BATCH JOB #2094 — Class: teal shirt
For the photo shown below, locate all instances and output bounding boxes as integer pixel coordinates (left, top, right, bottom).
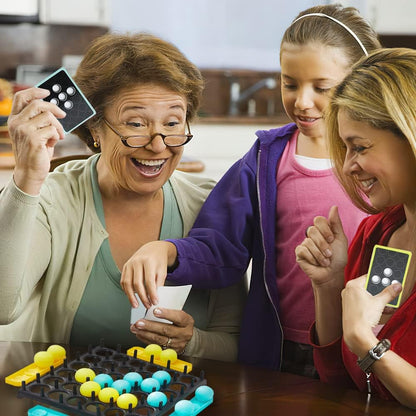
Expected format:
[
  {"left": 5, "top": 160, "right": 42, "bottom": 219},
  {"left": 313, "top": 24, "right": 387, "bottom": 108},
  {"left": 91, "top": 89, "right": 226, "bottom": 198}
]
[{"left": 70, "top": 158, "right": 183, "bottom": 348}]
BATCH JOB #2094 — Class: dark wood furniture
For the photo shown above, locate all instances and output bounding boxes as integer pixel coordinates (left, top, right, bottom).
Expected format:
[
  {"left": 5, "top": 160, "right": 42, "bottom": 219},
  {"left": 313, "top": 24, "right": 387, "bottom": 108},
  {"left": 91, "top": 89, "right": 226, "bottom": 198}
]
[{"left": 0, "top": 341, "right": 414, "bottom": 416}]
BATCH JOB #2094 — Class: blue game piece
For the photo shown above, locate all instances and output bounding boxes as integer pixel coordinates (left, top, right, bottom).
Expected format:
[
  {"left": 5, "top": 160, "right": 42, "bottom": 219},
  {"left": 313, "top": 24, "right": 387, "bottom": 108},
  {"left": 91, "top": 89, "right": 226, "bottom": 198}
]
[
  {"left": 152, "top": 370, "right": 171, "bottom": 386},
  {"left": 170, "top": 385, "right": 214, "bottom": 416},
  {"left": 173, "top": 400, "right": 195, "bottom": 416},
  {"left": 140, "top": 377, "right": 160, "bottom": 393},
  {"left": 93, "top": 373, "right": 113, "bottom": 388},
  {"left": 28, "top": 404, "right": 68, "bottom": 416},
  {"left": 194, "top": 385, "right": 214, "bottom": 403},
  {"left": 146, "top": 391, "right": 168, "bottom": 408},
  {"left": 123, "top": 372, "right": 143, "bottom": 388},
  {"left": 111, "top": 379, "right": 131, "bottom": 394}
]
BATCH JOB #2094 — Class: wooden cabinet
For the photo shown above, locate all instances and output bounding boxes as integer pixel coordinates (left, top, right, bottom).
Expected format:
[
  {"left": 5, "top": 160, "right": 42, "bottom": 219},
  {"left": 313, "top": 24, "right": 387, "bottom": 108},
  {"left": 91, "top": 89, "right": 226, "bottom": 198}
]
[{"left": 199, "top": 69, "right": 287, "bottom": 121}]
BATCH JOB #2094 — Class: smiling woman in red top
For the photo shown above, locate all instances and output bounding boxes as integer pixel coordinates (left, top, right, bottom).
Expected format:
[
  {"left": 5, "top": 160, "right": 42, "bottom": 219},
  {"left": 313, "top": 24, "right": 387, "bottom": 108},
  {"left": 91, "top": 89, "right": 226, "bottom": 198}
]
[{"left": 296, "top": 48, "right": 416, "bottom": 409}]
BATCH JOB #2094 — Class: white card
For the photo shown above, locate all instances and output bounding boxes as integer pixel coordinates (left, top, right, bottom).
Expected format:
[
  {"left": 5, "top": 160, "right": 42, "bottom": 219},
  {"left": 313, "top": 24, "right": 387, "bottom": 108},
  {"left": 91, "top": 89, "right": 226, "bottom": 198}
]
[{"left": 130, "top": 285, "right": 192, "bottom": 325}]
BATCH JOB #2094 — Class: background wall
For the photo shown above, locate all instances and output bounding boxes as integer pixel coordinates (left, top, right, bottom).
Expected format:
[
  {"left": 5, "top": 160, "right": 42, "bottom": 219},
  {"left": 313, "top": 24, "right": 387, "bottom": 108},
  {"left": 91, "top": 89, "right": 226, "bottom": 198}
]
[{"left": 109, "top": 0, "right": 321, "bottom": 71}]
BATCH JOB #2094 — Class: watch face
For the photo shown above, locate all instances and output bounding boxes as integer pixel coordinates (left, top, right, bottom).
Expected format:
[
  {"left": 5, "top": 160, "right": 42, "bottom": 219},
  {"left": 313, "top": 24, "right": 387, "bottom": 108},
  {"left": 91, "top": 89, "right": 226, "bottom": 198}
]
[{"left": 373, "top": 339, "right": 391, "bottom": 357}]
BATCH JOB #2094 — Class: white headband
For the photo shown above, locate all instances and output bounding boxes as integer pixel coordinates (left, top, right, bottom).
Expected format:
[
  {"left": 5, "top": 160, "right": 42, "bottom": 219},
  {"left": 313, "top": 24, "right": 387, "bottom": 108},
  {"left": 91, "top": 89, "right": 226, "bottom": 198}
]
[{"left": 292, "top": 12, "right": 368, "bottom": 57}]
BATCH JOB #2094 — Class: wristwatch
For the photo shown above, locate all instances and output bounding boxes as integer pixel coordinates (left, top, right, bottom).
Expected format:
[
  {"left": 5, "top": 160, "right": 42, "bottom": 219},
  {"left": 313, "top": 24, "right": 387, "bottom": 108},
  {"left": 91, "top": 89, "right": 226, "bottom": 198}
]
[{"left": 357, "top": 339, "right": 391, "bottom": 373}]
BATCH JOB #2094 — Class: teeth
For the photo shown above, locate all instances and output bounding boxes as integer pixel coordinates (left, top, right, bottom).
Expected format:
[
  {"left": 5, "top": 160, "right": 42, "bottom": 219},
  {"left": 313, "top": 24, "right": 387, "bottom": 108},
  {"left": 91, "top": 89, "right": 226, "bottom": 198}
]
[
  {"left": 134, "top": 159, "right": 165, "bottom": 166},
  {"left": 299, "top": 116, "right": 316, "bottom": 122},
  {"left": 361, "top": 179, "right": 376, "bottom": 188}
]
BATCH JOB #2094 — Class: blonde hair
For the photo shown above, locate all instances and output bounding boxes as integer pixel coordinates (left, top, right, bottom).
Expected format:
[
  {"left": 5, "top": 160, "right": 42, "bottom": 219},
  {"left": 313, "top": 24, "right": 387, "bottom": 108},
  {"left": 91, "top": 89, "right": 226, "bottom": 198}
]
[{"left": 327, "top": 48, "right": 416, "bottom": 213}]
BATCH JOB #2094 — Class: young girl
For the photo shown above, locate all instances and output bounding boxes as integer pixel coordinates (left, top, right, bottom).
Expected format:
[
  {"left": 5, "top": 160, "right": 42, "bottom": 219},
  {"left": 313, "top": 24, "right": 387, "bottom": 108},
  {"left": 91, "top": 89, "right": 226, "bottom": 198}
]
[
  {"left": 295, "top": 48, "right": 416, "bottom": 408},
  {"left": 121, "top": 4, "right": 381, "bottom": 375}
]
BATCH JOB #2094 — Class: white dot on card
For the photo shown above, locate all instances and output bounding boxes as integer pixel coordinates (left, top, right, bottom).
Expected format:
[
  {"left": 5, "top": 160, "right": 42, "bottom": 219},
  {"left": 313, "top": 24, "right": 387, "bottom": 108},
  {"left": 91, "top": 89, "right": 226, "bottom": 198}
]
[
  {"left": 371, "top": 275, "right": 381, "bottom": 284},
  {"left": 66, "top": 87, "right": 75, "bottom": 95},
  {"left": 64, "top": 100, "right": 73, "bottom": 109},
  {"left": 381, "top": 277, "right": 391, "bottom": 286},
  {"left": 50, "top": 98, "right": 59, "bottom": 105},
  {"left": 52, "top": 84, "right": 61, "bottom": 93},
  {"left": 58, "top": 92, "right": 67, "bottom": 101},
  {"left": 383, "top": 268, "right": 393, "bottom": 277}
]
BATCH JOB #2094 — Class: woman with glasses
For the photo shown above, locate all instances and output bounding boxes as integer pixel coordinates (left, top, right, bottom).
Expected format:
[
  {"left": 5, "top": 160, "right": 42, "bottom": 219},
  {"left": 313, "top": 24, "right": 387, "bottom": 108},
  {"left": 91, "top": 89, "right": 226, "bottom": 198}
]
[{"left": 0, "top": 33, "right": 245, "bottom": 361}]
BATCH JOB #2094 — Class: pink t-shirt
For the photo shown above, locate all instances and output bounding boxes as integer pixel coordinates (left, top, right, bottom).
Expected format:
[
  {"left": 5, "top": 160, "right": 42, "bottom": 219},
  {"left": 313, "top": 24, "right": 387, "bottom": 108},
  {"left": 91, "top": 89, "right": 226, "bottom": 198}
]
[{"left": 275, "top": 130, "right": 367, "bottom": 344}]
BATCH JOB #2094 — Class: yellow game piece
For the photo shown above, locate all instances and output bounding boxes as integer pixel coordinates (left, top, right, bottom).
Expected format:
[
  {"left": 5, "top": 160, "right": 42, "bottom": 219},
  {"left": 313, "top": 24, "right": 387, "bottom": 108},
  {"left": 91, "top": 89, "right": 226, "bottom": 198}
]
[
  {"left": 98, "top": 387, "right": 119, "bottom": 403},
  {"left": 126, "top": 346, "right": 192, "bottom": 373},
  {"left": 80, "top": 381, "right": 101, "bottom": 398},
  {"left": 144, "top": 344, "right": 162, "bottom": 359},
  {"left": 159, "top": 349, "right": 177, "bottom": 366},
  {"left": 47, "top": 344, "right": 66, "bottom": 361},
  {"left": 6, "top": 346, "right": 66, "bottom": 387},
  {"left": 117, "top": 393, "right": 138, "bottom": 410},
  {"left": 75, "top": 368, "right": 96, "bottom": 383},
  {"left": 34, "top": 351, "right": 54, "bottom": 368}
]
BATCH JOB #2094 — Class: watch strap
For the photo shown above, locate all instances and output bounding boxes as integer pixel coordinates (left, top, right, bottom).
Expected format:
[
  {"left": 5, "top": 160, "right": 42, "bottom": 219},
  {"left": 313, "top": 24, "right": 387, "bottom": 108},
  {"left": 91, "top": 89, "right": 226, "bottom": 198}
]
[{"left": 357, "top": 339, "right": 391, "bottom": 373}]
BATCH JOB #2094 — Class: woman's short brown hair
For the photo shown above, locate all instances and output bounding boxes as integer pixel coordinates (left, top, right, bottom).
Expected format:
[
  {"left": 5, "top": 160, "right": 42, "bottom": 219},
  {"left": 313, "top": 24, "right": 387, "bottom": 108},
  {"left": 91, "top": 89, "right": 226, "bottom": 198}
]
[{"left": 73, "top": 32, "right": 204, "bottom": 152}]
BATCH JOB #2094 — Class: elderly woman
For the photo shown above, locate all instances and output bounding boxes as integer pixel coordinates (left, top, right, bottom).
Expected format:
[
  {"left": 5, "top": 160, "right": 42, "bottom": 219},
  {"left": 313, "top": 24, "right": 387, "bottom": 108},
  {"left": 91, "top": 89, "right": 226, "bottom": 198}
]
[{"left": 0, "top": 33, "right": 245, "bottom": 361}]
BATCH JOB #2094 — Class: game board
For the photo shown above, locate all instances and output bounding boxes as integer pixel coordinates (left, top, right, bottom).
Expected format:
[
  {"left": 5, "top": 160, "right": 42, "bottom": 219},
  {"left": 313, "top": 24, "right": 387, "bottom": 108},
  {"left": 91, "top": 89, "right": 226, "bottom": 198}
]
[{"left": 6, "top": 343, "right": 213, "bottom": 416}]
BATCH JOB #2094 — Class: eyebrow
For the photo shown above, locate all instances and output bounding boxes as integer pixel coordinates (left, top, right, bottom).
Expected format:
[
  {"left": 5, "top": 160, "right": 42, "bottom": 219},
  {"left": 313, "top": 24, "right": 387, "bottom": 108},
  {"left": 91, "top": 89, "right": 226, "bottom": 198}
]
[
  {"left": 123, "top": 104, "right": 186, "bottom": 111},
  {"left": 281, "top": 74, "right": 337, "bottom": 83}
]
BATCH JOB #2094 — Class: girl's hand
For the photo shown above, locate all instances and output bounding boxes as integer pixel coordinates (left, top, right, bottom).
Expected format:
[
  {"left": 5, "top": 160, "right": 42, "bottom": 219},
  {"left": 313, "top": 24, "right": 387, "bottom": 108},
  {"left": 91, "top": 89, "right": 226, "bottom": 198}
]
[
  {"left": 295, "top": 206, "right": 348, "bottom": 288},
  {"left": 342, "top": 275, "right": 403, "bottom": 356},
  {"left": 121, "top": 241, "right": 178, "bottom": 309},
  {"left": 8, "top": 87, "right": 66, "bottom": 195},
  {"left": 130, "top": 307, "right": 194, "bottom": 355}
]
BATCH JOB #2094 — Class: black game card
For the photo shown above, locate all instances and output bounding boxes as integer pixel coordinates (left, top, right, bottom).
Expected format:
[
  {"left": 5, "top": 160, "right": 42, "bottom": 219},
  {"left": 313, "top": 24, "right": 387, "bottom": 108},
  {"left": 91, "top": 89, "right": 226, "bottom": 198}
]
[
  {"left": 36, "top": 67, "right": 96, "bottom": 134},
  {"left": 365, "top": 245, "right": 412, "bottom": 308}
]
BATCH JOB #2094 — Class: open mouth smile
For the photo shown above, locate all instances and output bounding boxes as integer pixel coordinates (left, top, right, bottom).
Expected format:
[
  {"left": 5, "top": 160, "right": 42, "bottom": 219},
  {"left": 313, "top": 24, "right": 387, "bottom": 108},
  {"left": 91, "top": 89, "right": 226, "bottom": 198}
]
[{"left": 131, "top": 158, "right": 167, "bottom": 177}]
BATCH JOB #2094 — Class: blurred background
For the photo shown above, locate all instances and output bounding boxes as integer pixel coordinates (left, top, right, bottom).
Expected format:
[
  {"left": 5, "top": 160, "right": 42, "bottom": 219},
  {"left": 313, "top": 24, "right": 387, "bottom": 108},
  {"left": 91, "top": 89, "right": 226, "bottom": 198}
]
[{"left": 0, "top": 0, "right": 415, "bottom": 181}]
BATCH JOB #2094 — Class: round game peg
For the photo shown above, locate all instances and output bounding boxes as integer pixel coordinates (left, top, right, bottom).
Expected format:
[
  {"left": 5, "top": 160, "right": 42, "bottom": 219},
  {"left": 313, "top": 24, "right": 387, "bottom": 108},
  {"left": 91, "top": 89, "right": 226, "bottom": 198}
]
[
  {"left": 117, "top": 393, "right": 139, "bottom": 410},
  {"left": 34, "top": 351, "right": 54, "bottom": 368},
  {"left": 146, "top": 391, "right": 167, "bottom": 408},
  {"left": 75, "top": 368, "right": 96, "bottom": 383}
]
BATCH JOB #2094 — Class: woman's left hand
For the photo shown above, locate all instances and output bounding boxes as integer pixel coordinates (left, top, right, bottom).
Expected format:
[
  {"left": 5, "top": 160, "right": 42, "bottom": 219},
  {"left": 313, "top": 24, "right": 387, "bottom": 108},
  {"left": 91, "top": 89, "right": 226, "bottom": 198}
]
[
  {"left": 130, "top": 307, "right": 194, "bottom": 354},
  {"left": 341, "top": 275, "right": 402, "bottom": 356}
]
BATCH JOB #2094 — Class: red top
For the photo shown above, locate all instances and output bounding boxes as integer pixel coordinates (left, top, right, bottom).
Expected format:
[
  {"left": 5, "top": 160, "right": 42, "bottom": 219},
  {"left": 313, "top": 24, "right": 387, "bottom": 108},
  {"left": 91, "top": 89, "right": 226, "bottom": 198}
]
[{"left": 311, "top": 205, "right": 416, "bottom": 401}]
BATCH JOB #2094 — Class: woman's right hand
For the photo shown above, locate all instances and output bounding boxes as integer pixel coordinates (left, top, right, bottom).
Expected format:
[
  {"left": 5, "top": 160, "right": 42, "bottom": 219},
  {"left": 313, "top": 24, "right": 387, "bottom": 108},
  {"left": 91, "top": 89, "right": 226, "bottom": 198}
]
[
  {"left": 295, "top": 206, "right": 349, "bottom": 288},
  {"left": 7, "top": 87, "right": 66, "bottom": 195}
]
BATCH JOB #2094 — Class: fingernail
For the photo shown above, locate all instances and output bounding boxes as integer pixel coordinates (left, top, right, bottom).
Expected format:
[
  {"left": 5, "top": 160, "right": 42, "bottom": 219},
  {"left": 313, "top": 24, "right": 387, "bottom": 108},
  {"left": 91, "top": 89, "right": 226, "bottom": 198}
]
[
  {"left": 392, "top": 283, "right": 402, "bottom": 293},
  {"left": 327, "top": 236, "right": 334, "bottom": 243},
  {"left": 324, "top": 249, "right": 332, "bottom": 257},
  {"left": 135, "top": 321, "right": 145, "bottom": 329},
  {"left": 154, "top": 308, "right": 162, "bottom": 316}
]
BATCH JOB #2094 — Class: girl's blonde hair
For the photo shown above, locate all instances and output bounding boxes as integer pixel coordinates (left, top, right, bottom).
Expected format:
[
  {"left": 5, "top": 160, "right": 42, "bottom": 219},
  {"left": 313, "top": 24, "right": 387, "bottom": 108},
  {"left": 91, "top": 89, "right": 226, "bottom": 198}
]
[{"left": 327, "top": 48, "right": 416, "bottom": 213}]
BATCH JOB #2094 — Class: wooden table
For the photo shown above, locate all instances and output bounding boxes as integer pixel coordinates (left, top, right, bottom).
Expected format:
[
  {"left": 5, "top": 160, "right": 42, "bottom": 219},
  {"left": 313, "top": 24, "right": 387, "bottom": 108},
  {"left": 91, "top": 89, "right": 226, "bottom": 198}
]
[{"left": 0, "top": 342, "right": 414, "bottom": 416}]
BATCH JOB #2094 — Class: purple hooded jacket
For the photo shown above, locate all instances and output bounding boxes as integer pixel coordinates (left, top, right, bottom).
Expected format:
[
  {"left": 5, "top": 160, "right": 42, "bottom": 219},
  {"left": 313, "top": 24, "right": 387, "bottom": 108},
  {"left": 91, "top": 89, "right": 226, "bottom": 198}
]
[{"left": 167, "top": 123, "right": 296, "bottom": 370}]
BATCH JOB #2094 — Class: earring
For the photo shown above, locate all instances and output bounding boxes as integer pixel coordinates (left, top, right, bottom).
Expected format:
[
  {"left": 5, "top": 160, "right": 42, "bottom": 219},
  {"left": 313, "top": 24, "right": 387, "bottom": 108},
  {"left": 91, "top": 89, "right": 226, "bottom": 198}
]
[{"left": 93, "top": 141, "right": 100, "bottom": 148}]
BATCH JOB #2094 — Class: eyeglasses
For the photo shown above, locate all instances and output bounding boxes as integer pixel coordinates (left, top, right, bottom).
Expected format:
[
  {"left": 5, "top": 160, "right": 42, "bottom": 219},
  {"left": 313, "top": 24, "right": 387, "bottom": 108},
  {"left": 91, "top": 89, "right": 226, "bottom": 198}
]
[{"left": 103, "top": 118, "right": 193, "bottom": 148}]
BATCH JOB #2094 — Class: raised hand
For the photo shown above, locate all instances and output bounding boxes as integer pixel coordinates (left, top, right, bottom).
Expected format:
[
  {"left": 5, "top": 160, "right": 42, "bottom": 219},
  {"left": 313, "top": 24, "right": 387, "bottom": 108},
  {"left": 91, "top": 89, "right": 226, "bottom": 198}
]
[
  {"left": 295, "top": 205, "right": 349, "bottom": 288},
  {"left": 8, "top": 87, "right": 66, "bottom": 195}
]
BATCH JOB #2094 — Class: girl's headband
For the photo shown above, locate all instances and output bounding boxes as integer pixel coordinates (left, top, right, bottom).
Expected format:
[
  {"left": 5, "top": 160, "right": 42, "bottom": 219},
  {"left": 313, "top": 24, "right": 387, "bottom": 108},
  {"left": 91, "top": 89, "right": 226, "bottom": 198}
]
[{"left": 291, "top": 12, "right": 368, "bottom": 57}]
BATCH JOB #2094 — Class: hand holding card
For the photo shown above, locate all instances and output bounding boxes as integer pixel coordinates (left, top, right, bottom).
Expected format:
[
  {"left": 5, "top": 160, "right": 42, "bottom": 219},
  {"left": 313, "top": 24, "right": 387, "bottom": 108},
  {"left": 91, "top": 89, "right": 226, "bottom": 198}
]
[
  {"left": 36, "top": 68, "right": 96, "bottom": 134},
  {"left": 130, "top": 285, "right": 192, "bottom": 324},
  {"left": 365, "top": 245, "right": 412, "bottom": 308}
]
